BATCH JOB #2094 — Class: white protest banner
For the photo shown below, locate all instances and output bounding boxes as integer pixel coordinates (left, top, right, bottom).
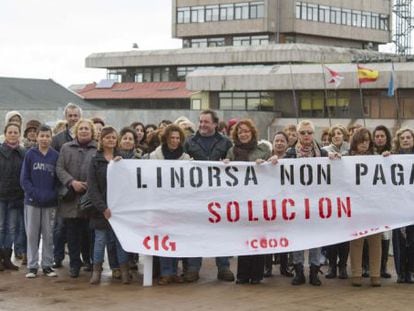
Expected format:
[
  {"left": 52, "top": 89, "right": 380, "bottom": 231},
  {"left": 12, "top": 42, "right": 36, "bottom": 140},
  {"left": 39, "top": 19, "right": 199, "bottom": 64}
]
[{"left": 107, "top": 155, "right": 414, "bottom": 257}]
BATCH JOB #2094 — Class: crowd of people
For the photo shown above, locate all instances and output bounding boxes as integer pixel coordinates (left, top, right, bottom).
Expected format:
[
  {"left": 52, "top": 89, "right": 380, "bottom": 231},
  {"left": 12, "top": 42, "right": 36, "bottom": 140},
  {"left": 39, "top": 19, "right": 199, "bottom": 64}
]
[{"left": 0, "top": 103, "right": 413, "bottom": 288}]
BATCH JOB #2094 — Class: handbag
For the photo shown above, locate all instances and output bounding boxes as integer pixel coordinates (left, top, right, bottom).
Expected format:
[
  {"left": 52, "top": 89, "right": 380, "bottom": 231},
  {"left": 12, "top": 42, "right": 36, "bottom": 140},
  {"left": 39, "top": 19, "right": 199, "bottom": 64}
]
[
  {"left": 58, "top": 185, "right": 76, "bottom": 202},
  {"left": 78, "top": 193, "right": 95, "bottom": 214}
]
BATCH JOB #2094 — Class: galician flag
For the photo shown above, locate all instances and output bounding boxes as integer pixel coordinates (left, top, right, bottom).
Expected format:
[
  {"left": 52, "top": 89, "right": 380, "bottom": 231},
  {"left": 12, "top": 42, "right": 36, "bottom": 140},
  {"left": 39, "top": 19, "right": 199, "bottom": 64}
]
[{"left": 325, "top": 66, "right": 344, "bottom": 88}]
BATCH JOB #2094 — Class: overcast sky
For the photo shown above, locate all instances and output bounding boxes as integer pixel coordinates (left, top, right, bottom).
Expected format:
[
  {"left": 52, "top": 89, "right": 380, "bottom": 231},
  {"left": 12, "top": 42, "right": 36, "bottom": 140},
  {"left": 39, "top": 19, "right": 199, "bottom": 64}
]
[
  {"left": 0, "top": 0, "right": 403, "bottom": 88},
  {"left": 0, "top": 0, "right": 180, "bottom": 87}
]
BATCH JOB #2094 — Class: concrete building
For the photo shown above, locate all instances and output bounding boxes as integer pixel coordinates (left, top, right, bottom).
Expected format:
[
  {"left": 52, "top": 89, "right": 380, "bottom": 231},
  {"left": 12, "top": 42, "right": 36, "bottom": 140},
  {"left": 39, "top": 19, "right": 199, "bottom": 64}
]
[
  {"left": 82, "top": 1, "right": 413, "bottom": 137},
  {"left": 172, "top": 0, "right": 391, "bottom": 50}
]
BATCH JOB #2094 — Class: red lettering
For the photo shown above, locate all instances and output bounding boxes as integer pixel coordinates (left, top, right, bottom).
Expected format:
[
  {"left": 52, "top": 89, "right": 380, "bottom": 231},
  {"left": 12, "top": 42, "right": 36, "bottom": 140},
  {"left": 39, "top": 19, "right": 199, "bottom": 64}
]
[
  {"left": 248, "top": 200, "right": 258, "bottom": 221},
  {"left": 143, "top": 236, "right": 151, "bottom": 249},
  {"left": 304, "top": 198, "right": 310, "bottom": 219},
  {"left": 226, "top": 201, "right": 240, "bottom": 222},
  {"left": 208, "top": 202, "right": 221, "bottom": 223},
  {"left": 269, "top": 238, "right": 278, "bottom": 248},
  {"left": 282, "top": 198, "right": 296, "bottom": 220},
  {"left": 263, "top": 200, "right": 277, "bottom": 221},
  {"left": 319, "top": 197, "right": 332, "bottom": 219},
  {"left": 280, "top": 237, "right": 289, "bottom": 247},
  {"left": 154, "top": 235, "right": 159, "bottom": 251},
  {"left": 337, "top": 197, "right": 352, "bottom": 218},
  {"left": 260, "top": 238, "right": 267, "bottom": 248},
  {"left": 251, "top": 239, "right": 258, "bottom": 249}
]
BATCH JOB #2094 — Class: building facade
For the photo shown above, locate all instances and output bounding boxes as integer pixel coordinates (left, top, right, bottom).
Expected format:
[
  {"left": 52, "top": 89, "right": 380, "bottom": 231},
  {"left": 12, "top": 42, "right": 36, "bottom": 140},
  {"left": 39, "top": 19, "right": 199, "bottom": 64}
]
[{"left": 172, "top": 0, "right": 392, "bottom": 50}]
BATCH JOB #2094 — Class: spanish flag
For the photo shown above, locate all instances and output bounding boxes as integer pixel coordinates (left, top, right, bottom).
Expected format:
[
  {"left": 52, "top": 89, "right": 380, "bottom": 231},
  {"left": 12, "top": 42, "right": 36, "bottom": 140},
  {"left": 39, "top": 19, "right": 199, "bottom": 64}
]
[{"left": 357, "top": 65, "right": 379, "bottom": 83}]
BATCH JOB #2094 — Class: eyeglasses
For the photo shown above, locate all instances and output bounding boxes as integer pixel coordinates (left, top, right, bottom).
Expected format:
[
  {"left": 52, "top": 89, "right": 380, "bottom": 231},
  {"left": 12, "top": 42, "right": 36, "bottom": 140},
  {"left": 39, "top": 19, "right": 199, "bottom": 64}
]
[{"left": 299, "top": 130, "right": 314, "bottom": 136}]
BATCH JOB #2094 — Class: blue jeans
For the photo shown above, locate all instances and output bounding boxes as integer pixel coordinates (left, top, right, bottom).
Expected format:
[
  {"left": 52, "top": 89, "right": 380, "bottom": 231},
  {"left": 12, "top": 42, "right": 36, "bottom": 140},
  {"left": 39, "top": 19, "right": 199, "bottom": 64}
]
[
  {"left": 14, "top": 205, "right": 26, "bottom": 255},
  {"left": 93, "top": 228, "right": 128, "bottom": 265},
  {"left": 186, "top": 256, "right": 230, "bottom": 273},
  {"left": 0, "top": 200, "right": 19, "bottom": 249},
  {"left": 160, "top": 257, "right": 178, "bottom": 276},
  {"left": 293, "top": 248, "right": 321, "bottom": 266}
]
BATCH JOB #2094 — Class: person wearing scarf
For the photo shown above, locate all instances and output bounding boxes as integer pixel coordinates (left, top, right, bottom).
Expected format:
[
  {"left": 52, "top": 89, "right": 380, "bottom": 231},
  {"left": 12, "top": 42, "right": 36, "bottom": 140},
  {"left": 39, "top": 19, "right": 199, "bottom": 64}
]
[
  {"left": 225, "top": 119, "right": 271, "bottom": 285},
  {"left": 285, "top": 120, "right": 328, "bottom": 286},
  {"left": 322, "top": 125, "right": 350, "bottom": 280},
  {"left": 0, "top": 122, "right": 26, "bottom": 271},
  {"left": 149, "top": 124, "right": 190, "bottom": 285},
  {"left": 56, "top": 119, "right": 97, "bottom": 278},
  {"left": 387, "top": 128, "right": 414, "bottom": 283},
  {"left": 348, "top": 128, "right": 381, "bottom": 287}
]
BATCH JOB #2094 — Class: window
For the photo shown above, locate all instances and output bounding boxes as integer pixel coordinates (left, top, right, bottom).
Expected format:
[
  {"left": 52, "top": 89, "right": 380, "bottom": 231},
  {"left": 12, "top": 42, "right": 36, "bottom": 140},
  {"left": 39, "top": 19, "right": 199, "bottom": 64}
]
[
  {"left": 301, "top": 3, "right": 307, "bottom": 20},
  {"left": 352, "top": 10, "right": 361, "bottom": 27},
  {"left": 251, "top": 35, "right": 269, "bottom": 46},
  {"left": 107, "top": 70, "right": 123, "bottom": 83},
  {"left": 371, "top": 13, "right": 379, "bottom": 29},
  {"left": 153, "top": 68, "right": 161, "bottom": 82},
  {"left": 250, "top": 2, "right": 264, "bottom": 19},
  {"left": 362, "top": 12, "right": 371, "bottom": 28},
  {"left": 191, "top": 6, "right": 204, "bottom": 23},
  {"left": 307, "top": 4, "right": 318, "bottom": 21},
  {"left": 235, "top": 3, "right": 249, "bottom": 20},
  {"left": 177, "top": 7, "right": 190, "bottom": 24},
  {"left": 219, "top": 92, "right": 273, "bottom": 110},
  {"left": 233, "top": 36, "right": 250, "bottom": 46},
  {"left": 191, "top": 38, "right": 207, "bottom": 48},
  {"left": 341, "top": 9, "right": 351, "bottom": 26},
  {"left": 143, "top": 68, "right": 152, "bottom": 82},
  {"left": 220, "top": 4, "right": 234, "bottom": 20},
  {"left": 177, "top": 67, "right": 195, "bottom": 81},
  {"left": 205, "top": 5, "right": 219, "bottom": 22},
  {"left": 319, "top": 5, "right": 329, "bottom": 23},
  {"left": 219, "top": 93, "right": 232, "bottom": 110},
  {"left": 208, "top": 38, "right": 225, "bottom": 47},
  {"left": 330, "top": 7, "right": 341, "bottom": 24},
  {"left": 296, "top": 2, "right": 302, "bottom": 19},
  {"left": 379, "top": 14, "right": 389, "bottom": 30},
  {"left": 191, "top": 99, "right": 202, "bottom": 110},
  {"left": 161, "top": 68, "right": 170, "bottom": 81}
]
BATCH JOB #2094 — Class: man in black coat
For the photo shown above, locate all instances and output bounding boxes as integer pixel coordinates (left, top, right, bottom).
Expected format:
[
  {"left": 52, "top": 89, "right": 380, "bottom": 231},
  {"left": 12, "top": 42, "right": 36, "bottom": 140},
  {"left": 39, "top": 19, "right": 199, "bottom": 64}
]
[{"left": 183, "top": 109, "right": 235, "bottom": 283}]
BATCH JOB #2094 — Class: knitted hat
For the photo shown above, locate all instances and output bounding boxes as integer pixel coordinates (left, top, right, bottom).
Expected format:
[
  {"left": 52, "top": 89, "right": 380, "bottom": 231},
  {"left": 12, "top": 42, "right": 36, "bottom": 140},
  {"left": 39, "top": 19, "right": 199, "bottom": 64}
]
[
  {"left": 24, "top": 119, "right": 41, "bottom": 137},
  {"left": 5, "top": 110, "right": 23, "bottom": 124}
]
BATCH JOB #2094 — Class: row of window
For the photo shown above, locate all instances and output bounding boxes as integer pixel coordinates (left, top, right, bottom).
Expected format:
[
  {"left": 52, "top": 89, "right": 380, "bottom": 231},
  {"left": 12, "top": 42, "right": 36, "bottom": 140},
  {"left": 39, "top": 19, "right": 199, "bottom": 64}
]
[
  {"left": 183, "top": 35, "right": 270, "bottom": 48},
  {"left": 219, "top": 92, "right": 274, "bottom": 111},
  {"left": 296, "top": 2, "right": 389, "bottom": 31},
  {"left": 177, "top": 1, "right": 264, "bottom": 24}
]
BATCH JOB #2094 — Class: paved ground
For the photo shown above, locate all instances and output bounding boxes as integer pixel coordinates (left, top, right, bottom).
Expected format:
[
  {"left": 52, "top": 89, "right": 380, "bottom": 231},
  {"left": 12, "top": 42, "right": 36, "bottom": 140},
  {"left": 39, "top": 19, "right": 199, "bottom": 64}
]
[{"left": 1, "top": 256, "right": 413, "bottom": 311}]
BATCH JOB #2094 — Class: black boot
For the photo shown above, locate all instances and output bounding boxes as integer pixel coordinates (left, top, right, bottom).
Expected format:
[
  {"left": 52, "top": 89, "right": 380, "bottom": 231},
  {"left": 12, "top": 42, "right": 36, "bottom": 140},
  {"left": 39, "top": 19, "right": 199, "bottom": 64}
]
[
  {"left": 337, "top": 242, "right": 349, "bottom": 279},
  {"left": 0, "top": 249, "right": 5, "bottom": 271},
  {"left": 325, "top": 247, "right": 337, "bottom": 279},
  {"left": 362, "top": 240, "right": 370, "bottom": 278},
  {"left": 3, "top": 249, "right": 19, "bottom": 270},
  {"left": 309, "top": 264, "right": 322, "bottom": 286},
  {"left": 381, "top": 240, "right": 391, "bottom": 278},
  {"left": 291, "top": 263, "right": 305, "bottom": 285},
  {"left": 264, "top": 255, "right": 273, "bottom": 277},
  {"left": 280, "top": 253, "right": 293, "bottom": 277}
]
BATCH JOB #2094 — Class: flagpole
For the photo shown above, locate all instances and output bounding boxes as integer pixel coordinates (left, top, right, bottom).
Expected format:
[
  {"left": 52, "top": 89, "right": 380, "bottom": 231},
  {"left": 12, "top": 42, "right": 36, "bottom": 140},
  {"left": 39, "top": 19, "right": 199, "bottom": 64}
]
[
  {"left": 288, "top": 62, "right": 299, "bottom": 123},
  {"left": 391, "top": 62, "right": 401, "bottom": 127},
  {"left": 320, "top": 60, "right": 332, "bottom": 127},
  {"left": 357, "top": 64, "right": 367, "bottom": 127}
]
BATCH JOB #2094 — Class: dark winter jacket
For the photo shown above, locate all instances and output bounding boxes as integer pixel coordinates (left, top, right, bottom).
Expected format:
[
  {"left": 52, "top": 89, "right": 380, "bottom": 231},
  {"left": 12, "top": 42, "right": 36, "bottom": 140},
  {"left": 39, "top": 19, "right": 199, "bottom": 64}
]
[
  {"left": 87, "top": 151, "right": 112, "bottom": 230},
  {"left": 51, "top": 129, "right": 73, "bottom": 152},
  {"left": 0, "top": 143, "right": 26, "bottom": 201},
  {"left": 184, "top": 131, "right": 232, "bottom": 161},
  {"left": 20, "top": 147, "right": 59, "bottom": 207}
]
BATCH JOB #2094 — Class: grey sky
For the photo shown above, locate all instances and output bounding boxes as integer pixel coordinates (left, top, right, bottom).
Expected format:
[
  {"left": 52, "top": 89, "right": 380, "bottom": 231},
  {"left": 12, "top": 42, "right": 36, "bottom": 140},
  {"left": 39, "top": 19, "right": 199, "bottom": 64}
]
[{"left": 0, "top": 0, "right": 180, "bottom": 87}]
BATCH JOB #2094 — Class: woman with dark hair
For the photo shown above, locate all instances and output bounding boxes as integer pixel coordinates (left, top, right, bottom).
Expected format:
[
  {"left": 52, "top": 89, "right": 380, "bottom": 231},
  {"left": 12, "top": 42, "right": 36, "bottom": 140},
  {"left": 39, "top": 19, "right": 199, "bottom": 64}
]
[
  {"left": 0, "top": 122, "right": 25, "bottom": 271},
  {"left": 388, "top": 128, "right": 414, "bottom": 283},
  {"left": 348, "top": 128, "right": 381, "bottom": 287},
  {"left": 119, "top": 127, "right": 141, "bottom": 160},
  {"left": 322, "top": 124, "right": 350, "bottom": 279},
  {"left": 372, "top": 125, "right": 393, "bottom": 279},
  {"left": 149, "top": 124, "right": 190, "bottom": 285},
  {"left": 56, "top": 119, "right": 97, "bottom": 278},
  {"left": 225, "top": 119, "right": 272, "bottom": 285},
  {"left": 88, "top": 126, "right": 130, "bottom": 285},
  {"left": 145, "top": 124, "right": 158, "bottom": 137},
  {"left": 130, "top": 121, "right": 147, "bottom": 153},
  {"left": 264, "top": 131, "right": 293, "bottom": 278}
]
